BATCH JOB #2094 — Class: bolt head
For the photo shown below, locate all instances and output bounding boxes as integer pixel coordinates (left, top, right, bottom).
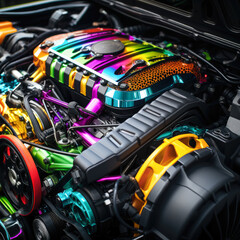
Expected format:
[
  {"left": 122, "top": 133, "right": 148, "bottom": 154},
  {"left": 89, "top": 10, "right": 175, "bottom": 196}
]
[{"left": 119, "top": 83, "right": 129, "bottom": 90}]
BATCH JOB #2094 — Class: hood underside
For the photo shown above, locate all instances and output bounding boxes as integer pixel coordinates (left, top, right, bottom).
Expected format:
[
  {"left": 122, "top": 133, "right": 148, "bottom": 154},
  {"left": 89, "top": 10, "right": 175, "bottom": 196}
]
[{"left": 95, "top": 0, "right": 240, "bottom": 51}]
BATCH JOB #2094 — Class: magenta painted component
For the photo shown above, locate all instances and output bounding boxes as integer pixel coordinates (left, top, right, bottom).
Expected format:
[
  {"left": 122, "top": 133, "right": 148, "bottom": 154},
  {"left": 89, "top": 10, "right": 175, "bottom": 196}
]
[
  {"left": 92, "top": 82, "right": 100, "bottom": 98},
  {"left": 75, "top": 129, "right": 100, "bottom": 146},
  {"left": 74, "top": 97, "right": 103, "bottom": 146},
  {"left": 10, "top": 229, "right": 23, "bottom": 239},
  {"left": 42, "top": 91, "right": 103, "bottom": 121},
  {"left": 42, "top": 91, "right": 69, "bottom": 107},
  {"left": 42, "top": 90, "right": 104, "bottom": 146},
  {"left": 97, "top": 176, "right": 121, "bottom": 182},
  {"left": 76, "top": 97, "right": 103, "bottom": 125}
]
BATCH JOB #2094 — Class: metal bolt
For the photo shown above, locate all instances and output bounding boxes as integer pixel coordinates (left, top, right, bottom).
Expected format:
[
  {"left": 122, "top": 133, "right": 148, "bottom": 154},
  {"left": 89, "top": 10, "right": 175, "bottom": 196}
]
[
  {"left": 119, "top": 83, "right": 129, "bottom": 90},
  {"left": 55, "top": 196, "right": 63, "bottom": 208},
  {"left": 19, "top": 116, "right": 25, "bottom": 121},
  {"left": 100, "top": 79, "right": 107, "bottom": 86},
  {"left": 83, "top": 70, "right": 89, "bottom": 76},
  {"left": 43, "top": 158, "right": 50, "bottom": 164},
  {"left": 16, "top": 181, "right": 21, "bottom": 187},
  {"left": 91, "top": 74, "right": 97, "bottom": 80}
]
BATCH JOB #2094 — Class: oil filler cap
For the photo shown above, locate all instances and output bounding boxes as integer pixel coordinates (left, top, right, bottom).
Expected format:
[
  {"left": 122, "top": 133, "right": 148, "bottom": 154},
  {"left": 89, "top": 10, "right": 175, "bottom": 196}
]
[{"left": 91, "top": 40, "right": 125, "bottom": 55}]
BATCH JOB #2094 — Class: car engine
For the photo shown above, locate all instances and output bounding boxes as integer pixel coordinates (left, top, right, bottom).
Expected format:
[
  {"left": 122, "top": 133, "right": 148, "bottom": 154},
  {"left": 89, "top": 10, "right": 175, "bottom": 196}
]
[{"left": 0, "top": 1, "right": 239, "bottom": 240}]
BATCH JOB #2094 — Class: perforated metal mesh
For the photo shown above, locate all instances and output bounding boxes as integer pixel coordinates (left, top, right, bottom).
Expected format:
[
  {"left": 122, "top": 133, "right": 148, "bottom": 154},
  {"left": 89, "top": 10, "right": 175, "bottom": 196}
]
[{"left": 122, "top": 59, "right": 201, "bottom": 91}]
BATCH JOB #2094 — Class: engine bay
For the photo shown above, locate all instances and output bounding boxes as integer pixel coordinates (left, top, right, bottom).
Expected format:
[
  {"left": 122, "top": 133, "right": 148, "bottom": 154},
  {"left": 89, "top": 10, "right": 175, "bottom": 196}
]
[{"left": 0, "top": 1, "right": 239, "bottom": 239}]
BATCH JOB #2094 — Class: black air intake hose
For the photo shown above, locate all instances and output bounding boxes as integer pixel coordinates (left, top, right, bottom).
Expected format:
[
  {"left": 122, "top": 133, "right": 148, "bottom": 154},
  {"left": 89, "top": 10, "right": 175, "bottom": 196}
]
[
  {"left": 122, "top": 24, "right": 156, "bottom": 36},
  {"left": 99, "top": 9, "right": 122, "bottom": 29},
  {"left": 0, "top": 29, "right": 68, "bottom": 72}
]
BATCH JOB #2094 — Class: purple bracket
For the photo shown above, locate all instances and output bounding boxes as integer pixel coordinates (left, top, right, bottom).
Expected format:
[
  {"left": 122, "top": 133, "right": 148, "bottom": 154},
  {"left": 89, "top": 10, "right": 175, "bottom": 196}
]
[{"left": 42, "top": 91, "right": 104, "bottom": 146}]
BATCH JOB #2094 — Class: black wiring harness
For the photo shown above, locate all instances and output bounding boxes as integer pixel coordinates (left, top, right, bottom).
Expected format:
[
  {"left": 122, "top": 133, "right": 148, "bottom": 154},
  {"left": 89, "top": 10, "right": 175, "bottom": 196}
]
[
  {"left": 178, "top": 45, "right": 240, "bottom": 85},
  {"left": 113, "top": 176, "right": 144, "bottom": 234}
]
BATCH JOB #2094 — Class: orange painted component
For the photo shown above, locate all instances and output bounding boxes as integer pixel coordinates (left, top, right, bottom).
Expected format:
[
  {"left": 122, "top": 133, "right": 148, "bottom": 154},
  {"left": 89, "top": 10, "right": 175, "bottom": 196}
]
[
  {"left": 133, "top": 134, "right": 209, "bottom": 213},
  {"left": 0, "top": 21, "right": 17, "bottom": 44},
  {"left": 33, "top": 48, "right": 48, "bottom": 81}
]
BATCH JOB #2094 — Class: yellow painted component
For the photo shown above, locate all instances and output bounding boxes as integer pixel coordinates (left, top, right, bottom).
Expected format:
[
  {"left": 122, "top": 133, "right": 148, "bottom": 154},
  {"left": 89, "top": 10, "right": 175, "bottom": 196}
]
[
  {"left": 0, "top": 21, "right": 17, "bottom": 44},
  {"left": 69, "top": 68, "right": 77, "bottom": 89},
  {"left": 31, "top": 68, "right": 39, "bottom": 79},
  {"left": 0, "top": 96, "right": 32, "bottom": 139},
  {"left": 133, "top": 134, "right": 209, "bottom": 213},
  {"left": 31, "top": 68, "right": 45, "bottom": 83},
  {"left": 80, "top": 75, "right": 90, "bottom": 96},
  {"left": 0, "top": 95, "right": 45, "bottom": 140}
]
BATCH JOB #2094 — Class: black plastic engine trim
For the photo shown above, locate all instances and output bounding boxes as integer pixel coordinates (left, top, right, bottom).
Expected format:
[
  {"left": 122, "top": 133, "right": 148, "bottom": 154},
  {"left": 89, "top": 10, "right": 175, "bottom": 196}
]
[
  {"left": 45, "top": 54, "right": 54, "bottom": 76},
  {"left": 74, "top": 88, "right": 211, "bottom": 184},
  {"left": 74, "top": 71, "right": 83, "bottom": 93},
  {"left": 54, "top": 60, "right": 62, "bottom": 81},
  {"left": 63, "top": 64, "right": 73, "bottom": 86}
]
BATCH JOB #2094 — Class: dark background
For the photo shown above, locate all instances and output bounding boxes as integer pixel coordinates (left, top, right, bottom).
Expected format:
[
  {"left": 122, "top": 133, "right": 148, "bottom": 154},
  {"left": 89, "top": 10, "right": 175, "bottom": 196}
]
[{"left": 0, "top": 0, "right": 41, "bottom": 8}]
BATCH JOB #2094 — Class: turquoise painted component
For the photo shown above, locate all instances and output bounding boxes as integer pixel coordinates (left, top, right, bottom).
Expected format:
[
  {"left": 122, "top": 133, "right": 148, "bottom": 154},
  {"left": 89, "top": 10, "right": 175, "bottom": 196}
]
[
  {"left": 57, "top": 188, "right": 97, "bottom": 234},
  {"left": 156, "top": 125, "right": 207, "bottom": 141},
  {"left": 0, "top": 220, "right": 10, "bottom": 240},
  {"left": 105, "top": 75, "right": 184, "bottom": 108},
  {"left": 57, "top": 188, "right": 73, "bottom": 207},
  {"left": 0, "top": 74, "right": 19, "bottom": 95}
]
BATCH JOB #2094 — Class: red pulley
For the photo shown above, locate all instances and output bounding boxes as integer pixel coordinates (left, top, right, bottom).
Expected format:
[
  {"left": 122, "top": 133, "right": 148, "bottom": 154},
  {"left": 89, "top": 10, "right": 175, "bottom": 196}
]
[{"left": 0, "top": 135, "right": 42, "bottom": 216}]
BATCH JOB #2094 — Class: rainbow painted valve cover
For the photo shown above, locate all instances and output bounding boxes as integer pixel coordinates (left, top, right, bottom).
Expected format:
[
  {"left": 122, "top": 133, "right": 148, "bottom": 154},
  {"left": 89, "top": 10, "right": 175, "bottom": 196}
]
[{"left": 33, "top": 28, "right": 201, "bottom": 109}]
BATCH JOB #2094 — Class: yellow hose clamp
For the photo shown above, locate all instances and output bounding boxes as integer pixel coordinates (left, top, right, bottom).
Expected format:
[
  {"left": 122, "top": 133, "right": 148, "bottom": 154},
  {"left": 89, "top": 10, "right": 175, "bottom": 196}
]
[{"left": 133, "top": 134, "right": 209, "bottom": 213}]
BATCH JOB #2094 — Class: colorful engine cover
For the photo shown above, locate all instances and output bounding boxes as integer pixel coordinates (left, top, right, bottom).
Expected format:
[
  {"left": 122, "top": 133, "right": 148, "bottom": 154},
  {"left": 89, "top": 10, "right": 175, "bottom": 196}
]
[{"left": 33, "top": 28, "right": 201, "bottom": 109}]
